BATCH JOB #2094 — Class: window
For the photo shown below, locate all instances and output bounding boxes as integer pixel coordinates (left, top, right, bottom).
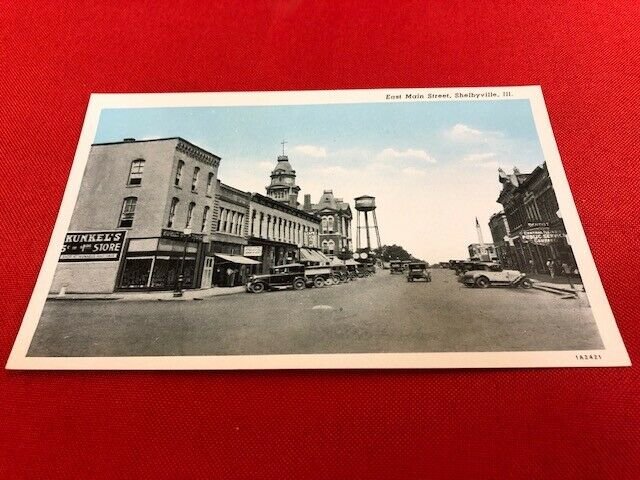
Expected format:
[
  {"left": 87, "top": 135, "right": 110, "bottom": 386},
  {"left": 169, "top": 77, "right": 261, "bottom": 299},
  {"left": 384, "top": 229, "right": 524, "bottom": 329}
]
[
  {"left": 128, "top": 159, "right": 145, "bottom": 185},
  {"left": 191, "top": 167, "right": 200, "bottom": 192},
  {"left": 201, "top": 206, "right": 210, "bottom": 232},
  {"left": 186, "top": 202, "right": 196, "bottom": 230},
  {"left": 206, "top": 173, "right": 214, "bottom": 196},
  {"left": 327, "top": 216, "right": 334, "bottom": 233},
  {"left": 322, "top": 240, "right": 329, "bottom": 254},
  {"left": 175, "top": 160, "right": 184, "bottom": 186},
  {"left": 327, "top": 240, "right": 335, "bottom": 255},
  {"left": 167, "top": 197, "right": 179, "bottom": 228},
  {"left": 119, "top": 197, "right": 137, "bottom": 228},
  {"left": 321, "top": 217, "right": 328, "bottom": 233}
]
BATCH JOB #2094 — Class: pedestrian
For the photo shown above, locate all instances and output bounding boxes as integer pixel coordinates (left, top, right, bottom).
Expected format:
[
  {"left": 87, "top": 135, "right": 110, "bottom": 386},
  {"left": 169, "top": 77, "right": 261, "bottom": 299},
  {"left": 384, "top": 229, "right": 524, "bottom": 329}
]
[
  {"left": 528, "top": 258, "right": 535, "bottom": 274},
  {"left": 546, "top": 258, "right": 555, "bottom": 279}
]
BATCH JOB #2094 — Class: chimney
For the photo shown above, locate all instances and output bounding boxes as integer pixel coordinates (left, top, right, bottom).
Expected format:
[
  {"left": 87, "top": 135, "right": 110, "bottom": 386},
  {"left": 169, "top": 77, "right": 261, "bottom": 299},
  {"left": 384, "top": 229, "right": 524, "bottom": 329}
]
[
  {"left": 123, "top": 138, "right": 136, "bottom": 142},
  {"left": 304, "top": 194, "right": 311, "bottom": 210}
]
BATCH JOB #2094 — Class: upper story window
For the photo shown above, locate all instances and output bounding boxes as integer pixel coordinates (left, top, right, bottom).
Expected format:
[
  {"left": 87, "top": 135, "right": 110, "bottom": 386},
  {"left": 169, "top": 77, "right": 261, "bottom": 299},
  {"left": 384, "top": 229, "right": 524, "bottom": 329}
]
[
  {"left": 206, "top": 172, "right": 214, "bottom": 196},
  {"left": 186, "top": 202, "right": 196, "bottom": 230},
  {"left": 327, "top": 216, "right": 334, "bottom": 232},
  {"left": 119, "top": 197, "right": 137, "bottom": 228},
  {"left": 201, "top": 206, "right": 210, "bottom": 233},
  {"left": 128, "top": 159, "right": 145, "bottom": 185},
  {"left": 327, "top": 239, "right": 335, "bottom": 254},
  {"left": 321, "top": 240, "right": 329, "bottom": 254},
  {"left": 191, "top": 167, "right": 200, "bottom": 192},
  {"left": 321, "top": 217, "right": 328, "bottom": 233},
  {"left": 167, "top": 197, "right": 179, "bottom": 228},
  {"left": 175, "top": 160, "right": 184, "bottom": 187}
]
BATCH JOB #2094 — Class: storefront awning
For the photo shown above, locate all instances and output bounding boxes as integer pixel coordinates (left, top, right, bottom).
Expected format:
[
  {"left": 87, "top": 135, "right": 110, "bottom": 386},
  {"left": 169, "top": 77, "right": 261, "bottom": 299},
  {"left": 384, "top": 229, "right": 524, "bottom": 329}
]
[
  {"left": 299, "top": 248, "right": 317, "bottom": 263},
  {"left": 314, "top": 251, "right": 332, "bottom": 264},
  {"left": 214, "top": 254, "right": 261, "bottom": 265}
]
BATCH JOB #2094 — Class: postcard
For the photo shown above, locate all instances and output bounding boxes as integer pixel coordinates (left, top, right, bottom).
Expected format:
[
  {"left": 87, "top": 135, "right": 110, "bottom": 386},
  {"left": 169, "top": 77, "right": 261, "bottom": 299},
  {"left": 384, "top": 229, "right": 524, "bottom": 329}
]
[{"left": 6, "top": 86, "right": 630, "bottom": 369}]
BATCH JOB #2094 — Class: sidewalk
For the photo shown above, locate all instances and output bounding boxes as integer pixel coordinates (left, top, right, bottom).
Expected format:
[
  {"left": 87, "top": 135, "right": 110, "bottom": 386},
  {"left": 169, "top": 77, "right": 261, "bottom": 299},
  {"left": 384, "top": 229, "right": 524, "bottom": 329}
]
[
  {"left": 47, "top": 286, "right": 247, "bottom": 302},
  {"left": 527, "top": 272, "right": 585, "bottom": 297}
]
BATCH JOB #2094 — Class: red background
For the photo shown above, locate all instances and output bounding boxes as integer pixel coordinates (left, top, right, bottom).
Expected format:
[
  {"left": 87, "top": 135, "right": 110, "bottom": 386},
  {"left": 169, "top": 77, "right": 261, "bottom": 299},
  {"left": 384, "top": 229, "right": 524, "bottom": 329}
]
[{"left": 1, "top": 1, "right": 639, "bottom": 478}]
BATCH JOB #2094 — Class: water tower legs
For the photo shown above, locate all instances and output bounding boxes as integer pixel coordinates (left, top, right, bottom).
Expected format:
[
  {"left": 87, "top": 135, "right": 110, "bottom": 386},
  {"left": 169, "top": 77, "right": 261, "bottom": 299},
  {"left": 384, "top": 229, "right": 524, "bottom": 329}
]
[
  {"left": 372, "top": 209, "right": 381, "bottom": 249},
  {"left": 364, "top": 211, "right": 372, "bottom": 250}
]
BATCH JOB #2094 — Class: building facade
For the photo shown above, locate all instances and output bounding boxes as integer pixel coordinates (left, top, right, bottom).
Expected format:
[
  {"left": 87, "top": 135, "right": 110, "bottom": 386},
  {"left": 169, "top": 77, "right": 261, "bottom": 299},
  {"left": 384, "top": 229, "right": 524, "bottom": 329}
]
[
  {"left": 302, "top": 190, "right": 353, "bottom": 259},
  {"left": 488, "top": 211, "right": 512, "bottom": 266},
  {"left": 467, "top": 243, "right": 498, "bottom": 262},
  {"left": 247, "top": 193, "right": 321, "bottom": 274},
  {"left": 496, "top": 163, "right": 574, "bottom": 273},
  {"left": 50, "top": 137, "right": 221, "bottom": 293}
]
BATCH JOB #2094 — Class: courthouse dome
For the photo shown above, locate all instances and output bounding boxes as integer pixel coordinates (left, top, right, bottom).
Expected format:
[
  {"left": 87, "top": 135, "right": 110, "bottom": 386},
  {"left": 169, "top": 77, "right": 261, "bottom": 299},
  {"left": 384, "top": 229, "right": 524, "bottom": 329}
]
[{"left": 273, "top": 154, "right": 294, "bottom": 173}]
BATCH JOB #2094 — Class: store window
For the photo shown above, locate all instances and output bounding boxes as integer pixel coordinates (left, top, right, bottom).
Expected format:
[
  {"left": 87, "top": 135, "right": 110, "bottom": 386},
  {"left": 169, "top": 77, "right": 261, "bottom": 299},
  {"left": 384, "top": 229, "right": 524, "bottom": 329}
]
[
  {"left": 201, "top": 206, "right": 210, "bottom": 232},
  {"left": 186, "top": 202, "right": 196, "bottom": 230},
  {"left": 191, "top": 167, "right": 200, "bottom": 192},
  {"left": 167, "top": 197, "right": 179, "bottom": 228},
  {"left": 118, "top": 197, "right": 137, "bottom": 228},
  {"left": 175, "top": 160, "right": 184, "bottom": 186},
  {"left": 128, "top": 159, "right": 145, "bottom": 185}
]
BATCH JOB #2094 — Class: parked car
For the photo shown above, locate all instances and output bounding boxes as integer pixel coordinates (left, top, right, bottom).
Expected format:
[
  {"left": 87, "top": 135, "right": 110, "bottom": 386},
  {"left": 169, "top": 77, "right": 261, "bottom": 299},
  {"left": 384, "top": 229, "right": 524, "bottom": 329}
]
[
  {"left": 330, "top": 265, "right": 350, "bottom": 283},
  {"left": 461, "top": 263, "right": 533, "bottom": 289},
  {"left": 390, "top": 260, "right": 404, "bottom": 274},
  {"left": 407, "top": 262, "right": 431, "bottom": 282},
  {"left": 455, "top": 261, "right": 494, "bottom": 279},
  {"left": 246, "top": 264, "right": 308, "bottom": 293},
  {"left": 304, "top": 266, "right": 334, "bottom": 287}
]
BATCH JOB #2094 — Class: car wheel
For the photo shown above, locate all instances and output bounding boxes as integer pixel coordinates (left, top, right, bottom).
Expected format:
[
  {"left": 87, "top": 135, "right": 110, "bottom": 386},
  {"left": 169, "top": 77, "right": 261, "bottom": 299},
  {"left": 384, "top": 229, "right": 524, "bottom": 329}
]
[
  {"left": 521, "top": 278, "right": 533, "bottom": 289},
  {"left": 293, "top": 278, "right": 306, "bottom": 290},
  {"left": 475, "top": 276, "right": 490, "bottom": 288},
  {"left": 250, "top": 282, "right": 265, "bottom": 294},
  {"left": 313, "top": 276, "right": 325, "bottom": 288}
]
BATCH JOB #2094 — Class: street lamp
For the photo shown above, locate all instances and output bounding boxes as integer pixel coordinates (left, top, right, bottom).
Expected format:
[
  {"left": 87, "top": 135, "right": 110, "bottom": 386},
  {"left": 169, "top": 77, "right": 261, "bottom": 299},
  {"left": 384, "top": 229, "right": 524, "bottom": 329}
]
[{"left": 173, "top": 227, "right": 192, "bottom": 298}]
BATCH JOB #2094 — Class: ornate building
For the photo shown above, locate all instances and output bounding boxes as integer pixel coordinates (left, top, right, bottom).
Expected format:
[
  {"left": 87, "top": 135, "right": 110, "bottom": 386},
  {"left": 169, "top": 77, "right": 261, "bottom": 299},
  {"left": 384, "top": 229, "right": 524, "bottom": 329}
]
[
  {"left": 496, "top": 163, "right": 573, "bottom": 273},
  {"left": 303, "top": 190, "right": 353, "bottom": 258},
  {"left": 265, "top": 146, "right": 300, "bottom": 208}
]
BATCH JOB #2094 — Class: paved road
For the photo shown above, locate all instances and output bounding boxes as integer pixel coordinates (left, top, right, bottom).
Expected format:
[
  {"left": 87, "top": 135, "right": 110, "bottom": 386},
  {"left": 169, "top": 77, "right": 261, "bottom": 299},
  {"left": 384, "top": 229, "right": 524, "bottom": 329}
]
[{"left": 28, "top": 269, "right": 603, "bottom": 357}]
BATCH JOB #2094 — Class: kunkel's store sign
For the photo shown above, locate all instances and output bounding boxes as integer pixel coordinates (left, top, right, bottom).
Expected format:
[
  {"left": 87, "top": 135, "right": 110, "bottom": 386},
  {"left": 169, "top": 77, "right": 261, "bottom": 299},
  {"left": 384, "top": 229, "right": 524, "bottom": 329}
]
[{"left": 60, "top": 231, "right": 127, "bottom": 262}]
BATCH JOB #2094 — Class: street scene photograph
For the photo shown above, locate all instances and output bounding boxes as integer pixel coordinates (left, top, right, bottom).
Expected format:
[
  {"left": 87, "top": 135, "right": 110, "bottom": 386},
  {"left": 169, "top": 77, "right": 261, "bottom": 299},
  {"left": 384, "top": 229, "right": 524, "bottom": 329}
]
[{"left": 13, "top": 88, "right": 619, "bottom": 366}]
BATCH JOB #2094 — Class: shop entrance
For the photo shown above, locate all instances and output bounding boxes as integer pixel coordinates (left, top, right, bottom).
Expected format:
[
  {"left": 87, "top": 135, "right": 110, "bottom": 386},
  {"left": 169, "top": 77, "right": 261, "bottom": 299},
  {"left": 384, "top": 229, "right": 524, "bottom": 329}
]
[{"left": 201, "top": 256, "right": 214, "bottom": 289}]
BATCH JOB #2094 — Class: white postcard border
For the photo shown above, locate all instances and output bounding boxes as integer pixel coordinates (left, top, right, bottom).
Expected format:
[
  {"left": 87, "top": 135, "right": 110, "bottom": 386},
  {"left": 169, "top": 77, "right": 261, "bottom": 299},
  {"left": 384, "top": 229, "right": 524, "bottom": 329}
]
[{"left": 6, "top": 86, "right": 630, "bottom": 370}]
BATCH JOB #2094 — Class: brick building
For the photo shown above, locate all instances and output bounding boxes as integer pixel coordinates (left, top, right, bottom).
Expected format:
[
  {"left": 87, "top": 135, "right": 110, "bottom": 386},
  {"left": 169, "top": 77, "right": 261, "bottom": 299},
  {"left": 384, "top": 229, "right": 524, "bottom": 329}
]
[
  {"left": 488, "top": 211, "right": 512, "bottom": 266},
  {"left": 496, "top": 163, "right": 574, "bottom": 273},
  {"left": 51, "top": 137, "right": 220, "bottom": 293},
  {"left": 302, "top": 190, "right": 353, "bottom": 259}
]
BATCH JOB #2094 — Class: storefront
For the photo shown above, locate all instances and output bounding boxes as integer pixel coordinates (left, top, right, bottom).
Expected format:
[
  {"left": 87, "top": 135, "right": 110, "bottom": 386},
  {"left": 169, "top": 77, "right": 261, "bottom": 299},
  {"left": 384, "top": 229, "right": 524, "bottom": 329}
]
[
  {"left": 116, "top": 232, "right": 205, "bottom": 291},
  {"left": 299, "top": 247, "right": 332, "bottom": 266},
  {"left": 211, "top": 253, "right": 261, "bottom": 287},
  {"left": 246, "top": 238, "right": 300, "bottom": 274}
]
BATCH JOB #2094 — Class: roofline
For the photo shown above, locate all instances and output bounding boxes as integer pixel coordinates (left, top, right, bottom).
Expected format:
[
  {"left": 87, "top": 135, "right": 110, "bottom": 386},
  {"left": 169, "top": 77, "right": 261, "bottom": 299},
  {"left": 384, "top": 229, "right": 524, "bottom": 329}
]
[
  {"left": 91, "top": 137, "right": 221, "bottom": 160},
  {"left": 250, "top": 192, "right": 320, "bottom": 222}
]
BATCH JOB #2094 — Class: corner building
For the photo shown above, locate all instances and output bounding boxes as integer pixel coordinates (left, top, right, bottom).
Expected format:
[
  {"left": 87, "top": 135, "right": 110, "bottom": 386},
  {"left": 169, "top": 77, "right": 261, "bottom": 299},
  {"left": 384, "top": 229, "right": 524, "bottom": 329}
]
[
  {"left": 50, "top": 137, "right": 220, "bottom": 293},
  {"left": 302, "top": 190, "right": 353, "bottom": 258}
]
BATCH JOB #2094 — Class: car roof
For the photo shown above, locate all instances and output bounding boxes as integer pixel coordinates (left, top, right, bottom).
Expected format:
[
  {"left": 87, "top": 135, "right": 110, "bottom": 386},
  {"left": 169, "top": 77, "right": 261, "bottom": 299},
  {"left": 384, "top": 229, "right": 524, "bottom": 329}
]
[{"left": 272, "top": 263, "right": 305, "bottom": 269}]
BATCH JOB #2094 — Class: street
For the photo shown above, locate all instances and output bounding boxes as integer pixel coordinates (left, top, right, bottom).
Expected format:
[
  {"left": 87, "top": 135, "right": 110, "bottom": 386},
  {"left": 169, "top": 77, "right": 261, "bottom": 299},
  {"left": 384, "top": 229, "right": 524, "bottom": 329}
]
[{"left": 28, "top": 269, "right": 603, "bottom": 357}]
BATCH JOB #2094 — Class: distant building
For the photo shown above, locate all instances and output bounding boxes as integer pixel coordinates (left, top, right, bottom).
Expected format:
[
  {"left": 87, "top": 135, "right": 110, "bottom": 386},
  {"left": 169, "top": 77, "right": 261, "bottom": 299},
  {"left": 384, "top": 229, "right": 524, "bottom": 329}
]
[
  {"left": 496, "top": 163, "right": 573, "bottom": 272},
  {"left": 303, "top": 190, "right": 353, "bottom": 258},
  {"left": 51, "top": 137, "right": 220, "bottom": 293},
  {"left": 467, "top": 243, "right": 498, "bottom": 262}
]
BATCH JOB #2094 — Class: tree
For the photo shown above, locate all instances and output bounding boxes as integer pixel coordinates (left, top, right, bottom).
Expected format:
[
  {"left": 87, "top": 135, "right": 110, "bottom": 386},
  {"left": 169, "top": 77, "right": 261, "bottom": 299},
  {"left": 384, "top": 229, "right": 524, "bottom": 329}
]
[{"left": 374, "top": 244, "right": 413, "bottom": 262}]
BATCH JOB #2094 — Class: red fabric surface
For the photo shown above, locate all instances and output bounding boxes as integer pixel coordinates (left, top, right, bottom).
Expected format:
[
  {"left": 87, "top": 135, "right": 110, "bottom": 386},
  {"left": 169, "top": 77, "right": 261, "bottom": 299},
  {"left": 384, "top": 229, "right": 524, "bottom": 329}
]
[{"left": 1, "top": 1, "right": 639, "bottom": 478}]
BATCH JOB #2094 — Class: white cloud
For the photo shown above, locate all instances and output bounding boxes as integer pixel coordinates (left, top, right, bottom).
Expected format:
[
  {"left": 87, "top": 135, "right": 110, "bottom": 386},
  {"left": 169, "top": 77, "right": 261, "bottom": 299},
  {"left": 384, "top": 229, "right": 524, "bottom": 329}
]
[
  {"left": 293, "top": 144, "right": 327, "bottom": 158},
  {"left": 310, "top": 165, "right": 349, "bottom": 175},
  {"left": 445, "top": 123, "right": 503, "bottom": 143},
  {"left": 376, "top": 148, "right": 436, "bottom": 163},
  {"left": 462, "top": 152, "right": 496, "bottom": 163}
]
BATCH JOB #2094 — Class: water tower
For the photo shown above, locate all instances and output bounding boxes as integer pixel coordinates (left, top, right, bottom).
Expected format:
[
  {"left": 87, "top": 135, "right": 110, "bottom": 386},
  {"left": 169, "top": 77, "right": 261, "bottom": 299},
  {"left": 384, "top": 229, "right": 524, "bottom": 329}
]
[{"left": 354, "top": 195, "right": 381, "bottom": 252}]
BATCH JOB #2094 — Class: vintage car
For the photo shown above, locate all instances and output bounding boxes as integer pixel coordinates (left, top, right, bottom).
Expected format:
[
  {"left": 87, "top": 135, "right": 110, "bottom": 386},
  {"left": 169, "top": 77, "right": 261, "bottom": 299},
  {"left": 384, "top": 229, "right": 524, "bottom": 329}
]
[
  {"left": 461, "top": 263, "right": 533, "bottom": 289},
  {"left": 407, "top": 262, "right": 431, "bottom": 282},
  {"left": 245, "top": 263, "right": 308, "bottom": 293},
  {"left": 390, "top": 260, "right": 404, "bottom": 274},
  {"left": 330, "top": 264, "right": 350, "bottom": 283},
  {"left": 304, "top": 265, "right": 335, "bottom": 288}
]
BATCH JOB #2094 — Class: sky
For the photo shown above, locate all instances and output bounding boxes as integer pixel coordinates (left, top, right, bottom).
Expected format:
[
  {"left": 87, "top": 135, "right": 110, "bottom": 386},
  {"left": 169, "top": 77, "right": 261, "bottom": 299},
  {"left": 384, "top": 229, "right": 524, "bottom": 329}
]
[{"left": 94, "top": 100, "right": 546, "bottom": 263}]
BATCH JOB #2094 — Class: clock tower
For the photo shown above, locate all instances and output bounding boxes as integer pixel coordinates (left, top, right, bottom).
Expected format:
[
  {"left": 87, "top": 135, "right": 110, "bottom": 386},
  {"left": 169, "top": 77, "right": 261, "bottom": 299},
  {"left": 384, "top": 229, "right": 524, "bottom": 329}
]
[{"left": 266, "top": 141, "right": 301, "bottom": 208}]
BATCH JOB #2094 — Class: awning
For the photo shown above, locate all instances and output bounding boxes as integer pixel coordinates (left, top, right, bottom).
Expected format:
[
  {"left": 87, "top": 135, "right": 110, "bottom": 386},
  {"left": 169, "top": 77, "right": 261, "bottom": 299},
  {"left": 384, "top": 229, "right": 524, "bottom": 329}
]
[
  {"left": 214, "top": 254, "right": 261, "bottom": 265},
  {"left": 344, "top": 259, "right": 360, "bottom": 266},
  {"left": 330, "top": 257, "right": 344, "bottom": 266},
  {"left": 299, "top": 248, "right": 318, "bottom": 263}
]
